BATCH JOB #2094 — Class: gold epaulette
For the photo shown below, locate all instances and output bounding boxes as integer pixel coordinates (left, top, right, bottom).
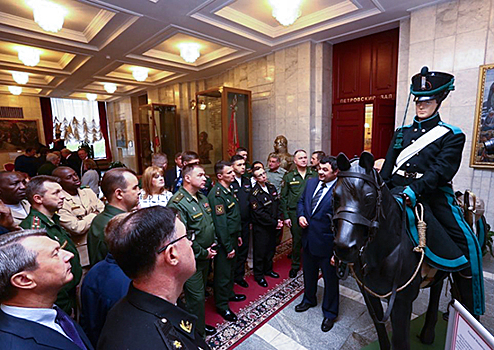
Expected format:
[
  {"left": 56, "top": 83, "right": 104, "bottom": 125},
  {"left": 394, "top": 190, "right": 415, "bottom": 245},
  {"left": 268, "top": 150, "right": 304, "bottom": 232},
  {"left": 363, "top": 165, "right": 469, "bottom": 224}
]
[{"left": 173, "top": 193, "right": 184, "bottom": 203}]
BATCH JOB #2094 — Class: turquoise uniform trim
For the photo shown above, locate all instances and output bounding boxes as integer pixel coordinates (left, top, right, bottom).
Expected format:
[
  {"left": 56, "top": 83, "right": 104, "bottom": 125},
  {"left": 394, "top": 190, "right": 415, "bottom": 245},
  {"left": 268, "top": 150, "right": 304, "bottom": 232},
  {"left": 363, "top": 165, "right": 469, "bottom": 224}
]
[
  {"left": 395, "top": 197, "right": 469, "bottom": 268},
  {"left": 440, "top": 186, "right": 485, "bottom": 315},
  {"left": 438, "top": 121, "right": 463, "bottom": 135},
  {"left": 403, "top": 187, "right": 416, "bottom": 207},
  {"left": 478, "top": 218, "right": 485, "bottom": 250}
]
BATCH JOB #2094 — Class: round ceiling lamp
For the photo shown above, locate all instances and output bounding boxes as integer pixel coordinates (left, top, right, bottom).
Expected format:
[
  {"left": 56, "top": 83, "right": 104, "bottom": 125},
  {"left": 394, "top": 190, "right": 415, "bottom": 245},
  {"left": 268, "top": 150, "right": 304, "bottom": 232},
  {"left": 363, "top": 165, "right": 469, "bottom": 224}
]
[
  {"left": 178, "top": 43, "right": 201, "bottom": 63},
  {"left": 17, "top": 47, "right": 40, "bottom": 67},
  {"left": 104, "top": 83, "right": 117, "bottom": 94},
  {"left": 8, "top": 86, "right": 22, "bottom": 95},
  {"left": 86, "top": 93, "right": 97, "bottom": 101},
  {"left": 12, "top": 72, "right": 29, "bottom": 85},
  {"left": 132, "top": 67, "right": 149, "bottom": 82},
  {"left": 268, "top": 0, "right": 303, "bottom": 27},
  {"left": 28, "top": 0, "right": 67, "bottom": 33}
]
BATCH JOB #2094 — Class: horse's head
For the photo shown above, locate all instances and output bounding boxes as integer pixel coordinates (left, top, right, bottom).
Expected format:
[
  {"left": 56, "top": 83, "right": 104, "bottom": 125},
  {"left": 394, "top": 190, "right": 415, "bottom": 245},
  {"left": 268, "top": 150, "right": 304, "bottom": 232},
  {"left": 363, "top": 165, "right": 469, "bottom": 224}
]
[{"left": 333, "top": 152, "right": 384, "bottom": 263}]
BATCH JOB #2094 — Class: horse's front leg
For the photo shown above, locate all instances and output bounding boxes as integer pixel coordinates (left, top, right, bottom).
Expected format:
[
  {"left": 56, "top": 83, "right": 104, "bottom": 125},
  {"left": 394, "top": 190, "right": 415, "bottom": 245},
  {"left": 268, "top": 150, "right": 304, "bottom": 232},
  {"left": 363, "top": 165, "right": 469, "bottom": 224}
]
[
  {"left": 419, "top": 280, "right": 443, "bottom": 344},
  {"left": 390, "top": 296, "right": 413, "bottom": 350},
  {"left": 360, "top": 287, "right": 390, "bottom": 350}
]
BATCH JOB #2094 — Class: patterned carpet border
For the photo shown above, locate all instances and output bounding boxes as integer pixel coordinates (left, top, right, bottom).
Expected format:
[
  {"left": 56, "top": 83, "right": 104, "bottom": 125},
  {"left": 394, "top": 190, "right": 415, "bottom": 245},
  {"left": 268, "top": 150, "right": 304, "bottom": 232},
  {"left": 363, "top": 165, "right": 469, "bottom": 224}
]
[{"left": 206, "top": 240, "right": 304, "bottom": 350}]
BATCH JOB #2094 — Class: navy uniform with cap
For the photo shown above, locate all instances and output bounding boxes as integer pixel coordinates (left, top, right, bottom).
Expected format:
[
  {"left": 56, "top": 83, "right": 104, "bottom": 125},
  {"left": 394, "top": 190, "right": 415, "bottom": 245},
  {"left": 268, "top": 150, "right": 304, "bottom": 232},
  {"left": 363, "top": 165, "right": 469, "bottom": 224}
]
[{"left": 381, "top": 66, "right": 484, "bottom": 316}]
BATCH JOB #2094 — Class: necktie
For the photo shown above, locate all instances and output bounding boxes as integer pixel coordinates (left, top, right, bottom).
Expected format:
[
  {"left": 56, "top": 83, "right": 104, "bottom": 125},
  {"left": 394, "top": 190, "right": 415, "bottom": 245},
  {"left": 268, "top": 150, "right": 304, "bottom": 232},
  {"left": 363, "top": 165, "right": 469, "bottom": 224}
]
[
  {"left": 311, "top": 183, "right": 327, "bottom": 213},
  {"left": 54, "top": 306, "right": 87, "bottom": 350}
]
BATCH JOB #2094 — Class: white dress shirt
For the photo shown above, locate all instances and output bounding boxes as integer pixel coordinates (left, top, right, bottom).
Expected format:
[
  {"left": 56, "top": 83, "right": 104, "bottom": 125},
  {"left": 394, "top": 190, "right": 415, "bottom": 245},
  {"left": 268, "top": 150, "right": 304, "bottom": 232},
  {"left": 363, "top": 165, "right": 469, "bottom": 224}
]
[{"left": 312, "top": 179, "right": 336, "bottom": 214}]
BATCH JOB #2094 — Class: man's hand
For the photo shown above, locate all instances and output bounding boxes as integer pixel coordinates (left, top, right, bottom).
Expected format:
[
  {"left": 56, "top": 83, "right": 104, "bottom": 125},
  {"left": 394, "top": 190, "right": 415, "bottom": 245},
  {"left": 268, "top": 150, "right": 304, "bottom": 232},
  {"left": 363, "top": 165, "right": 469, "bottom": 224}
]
[
  {"left": 227, "top": 249, "right": 236, "bottom": 259},
  {"left": 299, "top": 216, "right": 308, "bottom": 228},
  {"left": 238, "top": 237, "right": 243, "bottom": 247},
  {"left": 284, "top": 219, "right": 292, "bottom": 228},
  {"left": 206, "top": 245, "right": 218, "bottom": 259},
  {"left": 276, "top": 219, "right": 283, "bottom": 230},
  {"left": 0, "top": 199, "right": 17, "bottom": 231}
]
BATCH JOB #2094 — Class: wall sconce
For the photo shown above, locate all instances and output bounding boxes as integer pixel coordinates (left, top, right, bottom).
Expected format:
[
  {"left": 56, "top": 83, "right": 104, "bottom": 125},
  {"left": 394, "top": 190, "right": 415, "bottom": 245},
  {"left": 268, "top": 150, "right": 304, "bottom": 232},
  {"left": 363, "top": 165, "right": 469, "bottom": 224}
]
[
  {"left": 190, "top": 99, "right": 197, "bottom": 110},
  {"left": 199, "top": 100, "right": 206, "bottom": 110}
]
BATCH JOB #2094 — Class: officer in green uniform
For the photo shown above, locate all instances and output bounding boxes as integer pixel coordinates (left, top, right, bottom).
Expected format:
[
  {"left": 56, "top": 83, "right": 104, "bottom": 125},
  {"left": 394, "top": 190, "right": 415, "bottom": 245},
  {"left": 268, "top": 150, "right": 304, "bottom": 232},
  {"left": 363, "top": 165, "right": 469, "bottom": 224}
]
[
  {"left": 19, "top": 175, "right": 82, "bottom": 315},
  {"left": 167, "top": 163, "right": 217, "bottom": 337},
  {"left": 280, "top": 150, "right": 317, "bottom": 278},
  {"left": 208, "top": 161, "right": 246, "bottom": 323}
]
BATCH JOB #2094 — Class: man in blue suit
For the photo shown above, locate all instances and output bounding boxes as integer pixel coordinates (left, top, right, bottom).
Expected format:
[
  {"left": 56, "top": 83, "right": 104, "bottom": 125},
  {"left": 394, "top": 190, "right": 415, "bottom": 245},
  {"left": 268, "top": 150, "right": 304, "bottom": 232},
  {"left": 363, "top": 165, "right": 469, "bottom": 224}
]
[
  {"left": 295, "top": 156, "right": 339, "bottom": 332},
  {"left": 0, "top": 229, "right": 93, "bottom": 350}
]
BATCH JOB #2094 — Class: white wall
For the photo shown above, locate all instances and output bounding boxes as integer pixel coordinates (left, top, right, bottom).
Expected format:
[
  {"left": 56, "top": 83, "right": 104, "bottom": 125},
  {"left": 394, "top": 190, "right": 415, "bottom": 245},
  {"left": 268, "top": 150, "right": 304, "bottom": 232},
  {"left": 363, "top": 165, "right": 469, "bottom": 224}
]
[{"left": 396, "top": 0, "right": 494, "bottom": 223}]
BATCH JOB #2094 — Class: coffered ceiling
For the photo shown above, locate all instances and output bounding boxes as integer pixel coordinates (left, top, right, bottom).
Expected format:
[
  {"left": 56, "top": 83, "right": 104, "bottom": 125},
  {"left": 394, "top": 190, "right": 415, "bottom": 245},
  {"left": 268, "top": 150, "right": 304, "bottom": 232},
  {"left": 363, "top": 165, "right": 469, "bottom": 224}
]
[{"left": 0, "top": 0, "right": 442, "bottom": 102}]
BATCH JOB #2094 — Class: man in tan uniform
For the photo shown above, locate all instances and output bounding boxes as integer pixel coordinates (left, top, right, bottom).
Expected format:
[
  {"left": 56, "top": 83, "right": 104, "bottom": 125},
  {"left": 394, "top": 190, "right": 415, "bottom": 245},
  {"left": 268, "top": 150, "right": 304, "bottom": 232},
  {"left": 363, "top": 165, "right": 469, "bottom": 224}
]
[{"left": 53, "top": 166, "right": 104, "bottom": 266}]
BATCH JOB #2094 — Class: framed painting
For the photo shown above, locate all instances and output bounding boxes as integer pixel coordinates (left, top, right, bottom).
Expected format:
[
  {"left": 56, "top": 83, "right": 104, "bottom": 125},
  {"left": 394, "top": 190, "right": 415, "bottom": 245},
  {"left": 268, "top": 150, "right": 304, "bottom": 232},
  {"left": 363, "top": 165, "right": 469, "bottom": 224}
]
[
  {"left": 115, "top": 120, "right": 127, "bottom": 148},
  {"left": 0, "top": 119, "right": 40, "bottom": 152},
  {"left": 470, "top": 63, "right": 494, "bottom": 168}
]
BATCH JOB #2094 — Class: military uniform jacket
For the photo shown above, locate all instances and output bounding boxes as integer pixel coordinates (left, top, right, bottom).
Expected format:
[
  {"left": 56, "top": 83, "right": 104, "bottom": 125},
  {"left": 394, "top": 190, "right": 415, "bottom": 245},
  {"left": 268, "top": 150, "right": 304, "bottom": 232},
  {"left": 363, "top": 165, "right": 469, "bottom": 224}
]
[
  {"left": 9, "top": 199, "right": 31, "bottom": 226},
  {"left": 381, "top": 114, "right": 465, "bottom": 200},
  {"left": 20, "top": 209, "right": 82, "bottom": 313},
  {"left": 208, "top": 183, "right": 241, "bottom": 253},
  {"left": 59, "top": 187, "right": 105, "bottom": 238},
  {"left": 87, "top": 204, "right": 126, "bottom": 267},
  {"left": 230, "top": 176, "right": 251, "bottom": 223},
  {"left": 167, "top": 187, "right": 216, "bottom": 261},
  {"left": 98, "top": 284, "right": 210, "bottom": 350},
  {"left": 250, "top": 183, "right": 281, "bottom": 228},
  {"left": 280, "top": 167, "right": 317, "bottom": 217}
]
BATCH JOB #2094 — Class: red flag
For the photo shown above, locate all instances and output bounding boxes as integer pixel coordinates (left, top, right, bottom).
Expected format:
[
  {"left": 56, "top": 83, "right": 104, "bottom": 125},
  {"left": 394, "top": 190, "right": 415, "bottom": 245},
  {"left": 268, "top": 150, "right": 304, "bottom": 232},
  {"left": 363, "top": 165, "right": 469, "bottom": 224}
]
[{"left": 228, "top": 95, "right": 239, "bottom": 157}]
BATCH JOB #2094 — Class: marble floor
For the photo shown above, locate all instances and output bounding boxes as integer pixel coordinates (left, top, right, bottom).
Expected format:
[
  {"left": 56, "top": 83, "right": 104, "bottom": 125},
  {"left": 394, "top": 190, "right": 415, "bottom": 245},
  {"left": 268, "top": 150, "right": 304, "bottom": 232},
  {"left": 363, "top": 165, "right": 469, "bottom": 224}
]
[{"left": 234, "top": 254, "right": 494, "bottom": 350}]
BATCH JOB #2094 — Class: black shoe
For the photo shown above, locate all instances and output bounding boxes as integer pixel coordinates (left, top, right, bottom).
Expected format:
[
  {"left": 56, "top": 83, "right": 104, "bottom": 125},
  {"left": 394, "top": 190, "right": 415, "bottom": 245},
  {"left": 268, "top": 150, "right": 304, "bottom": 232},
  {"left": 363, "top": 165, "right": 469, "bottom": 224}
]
[
  {"left": 218, "top": 308, "right": 237, "bottom": 322},
  {"left": 295, "top": 302, "right": 315, "bottom": 312},
  {"left": 321, "top": 318, "right": 335, "bottom": 332},
  {"left": 265, "top": 271, "right": 279, "bottom": 278},
  {"left": 235, "top": 279, "right": 249, "bottom": 288},
  {"left": 205, "top": 325, "right": 216, "bottom": 336},
  {"left": 256, "top": 278, "right": 268, "bottom": 287},
  {"left": 229, "top": 294, "right": 246, "bottom": 302},
  {"left": 289, "top": 268, "right": 298, "bottom": 278}
]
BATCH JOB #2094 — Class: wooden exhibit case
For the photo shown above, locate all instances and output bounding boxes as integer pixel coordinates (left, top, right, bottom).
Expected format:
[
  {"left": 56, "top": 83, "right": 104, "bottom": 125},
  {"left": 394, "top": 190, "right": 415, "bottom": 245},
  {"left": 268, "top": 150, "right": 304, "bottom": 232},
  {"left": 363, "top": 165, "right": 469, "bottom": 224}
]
[{"left": 196, "top": 87, "right": 252, "bottom": 173}]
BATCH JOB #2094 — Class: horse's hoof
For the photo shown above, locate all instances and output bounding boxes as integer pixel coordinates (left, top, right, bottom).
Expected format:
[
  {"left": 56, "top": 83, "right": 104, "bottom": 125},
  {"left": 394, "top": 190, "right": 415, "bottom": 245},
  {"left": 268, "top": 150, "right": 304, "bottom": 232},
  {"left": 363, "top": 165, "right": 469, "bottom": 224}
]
[{"left": 418, "top": 331, "right": 435, "bottom": 345}]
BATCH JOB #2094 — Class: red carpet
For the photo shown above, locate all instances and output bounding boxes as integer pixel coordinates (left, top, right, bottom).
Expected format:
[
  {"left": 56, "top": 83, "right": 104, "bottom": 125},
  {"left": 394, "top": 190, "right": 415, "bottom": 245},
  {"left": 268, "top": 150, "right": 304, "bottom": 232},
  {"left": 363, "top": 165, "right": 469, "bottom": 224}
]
[{"left": 205, "top": 240, "right": 306, "bottom": 349}]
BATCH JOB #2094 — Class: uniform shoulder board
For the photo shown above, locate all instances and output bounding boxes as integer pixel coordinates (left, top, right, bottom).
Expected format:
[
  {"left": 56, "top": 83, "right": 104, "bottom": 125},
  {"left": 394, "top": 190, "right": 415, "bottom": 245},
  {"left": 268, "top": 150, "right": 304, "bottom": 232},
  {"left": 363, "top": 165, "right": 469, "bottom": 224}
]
[
  {"left": 173, "top": 193, "right": 184, "bottom": 203},
  {"left": 438, "top": 121, "right": 463, "bottom": 135},
  {"left": 252, "top": 188, "right": 259, "bottom": 196}
]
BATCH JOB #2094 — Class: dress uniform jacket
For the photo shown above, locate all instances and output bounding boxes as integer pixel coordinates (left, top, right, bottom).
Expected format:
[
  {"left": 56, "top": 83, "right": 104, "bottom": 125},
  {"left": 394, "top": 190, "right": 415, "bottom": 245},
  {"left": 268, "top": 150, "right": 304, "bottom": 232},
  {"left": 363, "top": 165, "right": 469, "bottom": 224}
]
[
  {"left": 87, "top": 204, "right": 126, "bottom": 267},
  {"left": 381, "top": 113, "right": 484, "bottom": 315},
  {"left": 208, "top": 183, "right": 241, "bottom": 311},
  {"left": 167, "top": 187, "right": 216, "bottom": 336},
  {"left": 9, "top": 199, "right": 30, "bottom": 226},
  {"left": 250, "top": 183, "right": 281, "bottom": 279},
  {"left": 280, "top": 167, "right": 317, "bottom": 270},
  {"left": 59, "top": 187, "right": 104, "bottom": 267},
  {"left": 0, "top": 309, "right": 94, "bottom": 350},
  {"left": 231, "top": 176, "right": 252, "bottom": 282},
  {"left": 20, "top": 209, "right": 82, "bottom": 314},
  {"left": 98, "top": 284, "right": 210, "bottom": 350}
]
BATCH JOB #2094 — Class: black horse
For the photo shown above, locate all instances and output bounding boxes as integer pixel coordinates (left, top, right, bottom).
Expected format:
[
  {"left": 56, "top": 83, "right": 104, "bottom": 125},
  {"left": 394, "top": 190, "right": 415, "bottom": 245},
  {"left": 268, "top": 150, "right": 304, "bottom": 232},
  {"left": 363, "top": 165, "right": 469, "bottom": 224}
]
[{"left": 332, "top": 152, "right": 475, "bottom": 350}]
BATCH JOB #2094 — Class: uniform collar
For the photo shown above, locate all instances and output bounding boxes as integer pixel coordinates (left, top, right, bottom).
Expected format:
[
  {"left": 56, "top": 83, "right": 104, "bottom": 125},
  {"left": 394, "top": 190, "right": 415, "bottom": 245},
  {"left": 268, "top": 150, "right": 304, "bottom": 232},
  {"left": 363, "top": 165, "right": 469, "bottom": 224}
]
[
  {"left": 30, "top": 208, "right": 59, "bottom": 227},
  {"left": 127, "top": 284, "right": 198, "bottom": 340},
  {"left": 412, "top": 113, "right": 441, "bottom": 130},
  {"left": 103, "top": 204, "right": 126, "bottom": 216},
  {"left": 179, "top": 186, "right": 202, "bottom": 203}
]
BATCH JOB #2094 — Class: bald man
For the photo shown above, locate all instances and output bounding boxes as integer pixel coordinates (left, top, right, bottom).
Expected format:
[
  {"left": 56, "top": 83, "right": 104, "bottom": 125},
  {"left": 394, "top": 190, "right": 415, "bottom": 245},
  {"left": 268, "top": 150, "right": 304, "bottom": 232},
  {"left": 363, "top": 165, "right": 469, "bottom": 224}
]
[{"left": 53, "top": 167, "right": 104, "bottom": 266}]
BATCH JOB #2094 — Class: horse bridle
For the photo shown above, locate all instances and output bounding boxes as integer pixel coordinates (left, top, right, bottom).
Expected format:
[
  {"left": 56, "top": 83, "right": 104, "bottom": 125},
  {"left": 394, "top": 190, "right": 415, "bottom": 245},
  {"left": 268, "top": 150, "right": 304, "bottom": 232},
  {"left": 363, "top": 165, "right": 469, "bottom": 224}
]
[{"left": 332, "top": 169, "right": 385, "bottom": 254}]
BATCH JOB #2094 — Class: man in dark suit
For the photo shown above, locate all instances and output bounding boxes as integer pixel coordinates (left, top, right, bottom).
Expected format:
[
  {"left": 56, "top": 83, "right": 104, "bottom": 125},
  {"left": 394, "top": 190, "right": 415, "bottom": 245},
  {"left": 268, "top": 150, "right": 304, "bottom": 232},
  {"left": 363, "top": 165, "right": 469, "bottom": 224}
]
[
  {"left": 0, "top": 229, "right": 93, "bottom": 350},
  {"left": 165, "top": 152, "right": 182, "bottom": 190},
  {"left": 295, "top": 155, "right": 339, "bottom": 332}
]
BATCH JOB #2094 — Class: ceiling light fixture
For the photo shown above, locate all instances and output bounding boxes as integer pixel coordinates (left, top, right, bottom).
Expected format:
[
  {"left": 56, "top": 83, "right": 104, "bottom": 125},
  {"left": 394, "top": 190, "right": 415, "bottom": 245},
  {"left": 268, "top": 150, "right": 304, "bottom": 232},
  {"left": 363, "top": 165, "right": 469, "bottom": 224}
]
[
  {"left": 8, "top": 86, "right": 22, "bottom": 95},
  {"left": 268, "top": 0, "right": 303, "bottom": 27},
  {"left": 17, "top": 47, "right": 40, "bottom": 67},
  {"left": 104, "top": 83, "right": 117, "bottom": 94},
  {"left": 12, "top": 72, "right": 29, "bottom": 85},
  {"left": 28, "top": 0, "right": 67, "bottom": 33},
  {"left": 86, "top": 93, "right": 97, "bottom": 101},
  {"left": 132, "top": 67, "right": 149, "bottom": 82},
  {"left": 178, "top": 43, "right": 201, "bottom": 63}
]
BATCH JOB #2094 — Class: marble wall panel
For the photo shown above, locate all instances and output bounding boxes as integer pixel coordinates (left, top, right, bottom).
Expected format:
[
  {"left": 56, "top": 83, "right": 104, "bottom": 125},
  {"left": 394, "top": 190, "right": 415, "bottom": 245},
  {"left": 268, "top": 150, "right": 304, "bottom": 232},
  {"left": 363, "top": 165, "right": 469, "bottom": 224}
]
[
  {"left": 435, "top": 1, "right": 458, "bottom": 39},
  {"left": 453, "top": 29, "right": 488, "bottom": 71},
  {"left": 486, "top": 29, "right": 494, "bottom": 63},
  {"left": 457, "top": 0, "right": 490, "bottom": 34},
  {"left": 450, "top": 68, "right": 480, "bottom": 108},
  {"left": 408, "top": 40, "right": 434, "bottom": 78},
  {"left": 433, "top": 35, "right": 456, "bottom": 72},
  {"left": 409, "top": 5, "right": 437, "bottom": 44}
]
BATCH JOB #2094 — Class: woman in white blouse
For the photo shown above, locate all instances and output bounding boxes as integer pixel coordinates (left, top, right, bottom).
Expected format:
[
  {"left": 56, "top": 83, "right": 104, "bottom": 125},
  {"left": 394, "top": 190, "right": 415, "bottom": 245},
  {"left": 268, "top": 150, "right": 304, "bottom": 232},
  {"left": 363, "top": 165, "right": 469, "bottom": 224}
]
[{"left": 139, "top": 165, "right": 172, "bottom": 208}]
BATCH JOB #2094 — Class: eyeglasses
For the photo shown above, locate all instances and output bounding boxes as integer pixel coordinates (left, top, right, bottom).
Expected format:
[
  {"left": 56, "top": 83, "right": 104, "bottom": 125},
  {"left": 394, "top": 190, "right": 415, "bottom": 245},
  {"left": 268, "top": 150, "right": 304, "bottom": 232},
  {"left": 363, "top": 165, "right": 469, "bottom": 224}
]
[{"left": 157, "top": 231, "right": 195, "bottom": 254}]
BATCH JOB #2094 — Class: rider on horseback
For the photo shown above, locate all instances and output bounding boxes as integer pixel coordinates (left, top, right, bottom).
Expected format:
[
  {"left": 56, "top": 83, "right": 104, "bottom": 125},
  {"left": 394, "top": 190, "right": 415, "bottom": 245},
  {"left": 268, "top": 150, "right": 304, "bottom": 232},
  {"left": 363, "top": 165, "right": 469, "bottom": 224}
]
[{"left": 380, "top": 67, "right": 485, "bottom": 316}]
